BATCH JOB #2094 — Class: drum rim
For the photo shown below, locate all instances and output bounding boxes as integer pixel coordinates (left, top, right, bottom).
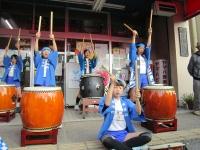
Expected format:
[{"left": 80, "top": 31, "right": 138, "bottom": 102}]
[
  {"left": 23, "top": 86, "right": 61, "bottom": 91},
  {"left": 0, "top": 84, "right": 15, "bottom": 87},
  {"left": 143, "top": 86, "right": 174, "bottom": 90}
]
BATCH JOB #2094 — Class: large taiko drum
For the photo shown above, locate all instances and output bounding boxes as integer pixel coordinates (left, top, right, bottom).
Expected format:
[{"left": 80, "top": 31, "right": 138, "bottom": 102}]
[
  {"left": 142, "top": 85, "right": 177, "bottom": 120},
  {"left": 20, "top": 87, "right": 64, "bottom": 130},
  {"left": 80, "top": 74, "right": 105, "bottom": 98},
  {"left": 0, "top": 84, "right": 16, "bottom": 112}
]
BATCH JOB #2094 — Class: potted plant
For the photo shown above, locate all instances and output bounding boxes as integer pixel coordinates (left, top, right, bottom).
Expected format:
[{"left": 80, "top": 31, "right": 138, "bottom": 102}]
[{"left": 182, "top": 93, "right": 194, "bottom": 110}]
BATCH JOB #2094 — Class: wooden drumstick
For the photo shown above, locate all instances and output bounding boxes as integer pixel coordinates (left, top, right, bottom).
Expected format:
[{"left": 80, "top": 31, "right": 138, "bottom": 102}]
[
  {"left": 38, "top": 16, "right": 42, "bottom": 33},
  {"left": 135, "top": 60, "right": 140, "bottom": 91},
  {"left": 149, "top": 8, "right": 154, "bottom": 29},
  {"left": 18, "top": 28, "right": 21, "bottom": 42},
  {"left": 80, "top": 36, "right": 85, "bottom": 52},
  {"left": 7, "top": 35, "right": 12, "bottom": 48},
  {"left": 50, "top": 11, "right": 53, "bottom": 35},
  {"left": 89, "top": 33, "right": 95, "bottom": 51},
  {"left": 124, "top": 23, "right": 134, "bottom": 33}
]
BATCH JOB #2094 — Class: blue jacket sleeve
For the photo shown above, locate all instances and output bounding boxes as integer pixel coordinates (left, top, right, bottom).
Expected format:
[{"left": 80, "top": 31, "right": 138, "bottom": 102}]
[
  {"left": 48, "top": 51, "right": 58, "bottom": 69},
  {"left": 129, "top": 43, "right": 137, "bottom": 68},
  {"left": 98, "top": 97, "right": 112, "bottom": 116},
  {"left": 91, "top": 57, "right": 97, "bottom": 69},
  {"left": 78, "top": 53, "right": 84, "bottom": 71},
  {"left": 17, "top": 55, "right": 23, "bottom": 72},
  {"left": 34, "top": 52, "right": 42, "bottom": 68},
  {"left": 127, "top": 100, "right": 145, "bottom": 122},
  {"left": 144, "top": 47, "right": 151, "bottom": 64},
  {"left": 3, "top": 55, "right": 11, "bottom": 68}
]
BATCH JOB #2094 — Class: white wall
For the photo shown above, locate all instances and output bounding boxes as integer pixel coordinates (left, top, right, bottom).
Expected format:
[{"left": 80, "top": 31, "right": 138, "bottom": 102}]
[{"left": 168, "top": 1, "right": 193, "bottom": 102}]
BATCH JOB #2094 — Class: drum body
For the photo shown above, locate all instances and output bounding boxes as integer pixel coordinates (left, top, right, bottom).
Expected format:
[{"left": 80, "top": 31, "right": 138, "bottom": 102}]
[
  {"left": 142, "top": 86, "right": 177, "bottom": 120},
  {"left": 0, "top": 84, "right": 16, "bottom": 112},
  {"left": 80, "top": 74, "right": 105, "bottom": 98},
  {"left": 20, "top": 87, "right": 64, "bottom": 130}
]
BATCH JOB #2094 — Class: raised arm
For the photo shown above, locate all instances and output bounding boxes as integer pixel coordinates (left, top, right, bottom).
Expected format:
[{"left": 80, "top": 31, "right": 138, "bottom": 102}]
[
  {"left": 35, "top": 32, "right": 40, "bottom": 52},
  {"left": 129, "top": 30, "right": 138, "bottom": 68},
  {"left": 49, "top": 34, "right": 57, "bottom": 51},
  {"left": 146, "top": 28, "right": 152, "bottom": 47},
  {"left": 105, "top": 75, "right": 115, "bottom": 106}
]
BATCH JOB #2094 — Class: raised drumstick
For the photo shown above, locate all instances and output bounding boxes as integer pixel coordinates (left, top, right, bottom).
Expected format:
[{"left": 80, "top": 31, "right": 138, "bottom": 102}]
[
  {"left": 38, "top": 16, "right": 42, "bottom": 33},
  {"left": 18, "top": 28, "right": 21, "bottom": 41},
  {"left": 89, "top": 33, "right": 95, "bottom": 51},
  {"left": 7, "top": 35, "right": 12, "bottom": 48},
  {"left": 124, "top": 23, "right": 134, "bottom": 33},
  {"left": 149, "top": 8, "right": 154, "bottom": 29},
  {"left": 50, "top": 11, "right": 53, "bottom": 35}
]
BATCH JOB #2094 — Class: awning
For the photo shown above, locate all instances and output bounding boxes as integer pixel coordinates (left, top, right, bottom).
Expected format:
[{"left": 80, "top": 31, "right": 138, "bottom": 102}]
[{"left": 185, "top": 0, "right": 200, "bottom": 19}]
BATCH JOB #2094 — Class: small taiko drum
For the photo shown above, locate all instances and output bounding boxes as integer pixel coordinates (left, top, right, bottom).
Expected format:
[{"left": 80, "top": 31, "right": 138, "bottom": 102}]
[
  {"left": 80, "top": 74, "right": 105, "bottom": 98},
  {"left": 20, "top": 87, "right": 64, "bottom": 131},
  {"left": 0, "top": 84, "right": 16, "bottom": 112},
  {"left": 142, "top": 85, "right": 177, "bottom": 120}
]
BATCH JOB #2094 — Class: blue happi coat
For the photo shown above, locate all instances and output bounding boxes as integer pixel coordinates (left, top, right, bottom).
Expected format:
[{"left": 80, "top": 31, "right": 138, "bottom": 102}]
[
  {"left": 97, "top": 96, "right": 145, "bottom": 140},
  {"left": 34, "top": 51, "right": 58, "bottom": 86},
  {"left": 128, "top": 43, "right": 155, "bottom": 88},
  {"left": 78, "top": 53, "right": 97, "bottom": 75},
  {"left": 2, "top": 55, "right": 23, "bottom": 82}
]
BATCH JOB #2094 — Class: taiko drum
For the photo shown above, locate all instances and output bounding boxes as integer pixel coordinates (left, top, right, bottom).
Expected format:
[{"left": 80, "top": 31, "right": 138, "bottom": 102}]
[
  {"left": 20, "top": 87, "right": 64, "bottom": 130},
  {"left": 0, "top": 84, "right": 16, "bottom": 112},
  {"left": 142, "top": 85, "right": 177, "bottom": 120}
]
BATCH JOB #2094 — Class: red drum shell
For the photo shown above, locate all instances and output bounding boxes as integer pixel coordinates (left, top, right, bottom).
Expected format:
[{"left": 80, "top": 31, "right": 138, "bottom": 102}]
[
  {"left": 142, "top": 86, "right": 177, "bottom": 120},
  {"left": 0, "top": 85, "right": 16, "bottom": 112},
  {"left": 20, "top": 87, "right": 64, "bottom": 130}
]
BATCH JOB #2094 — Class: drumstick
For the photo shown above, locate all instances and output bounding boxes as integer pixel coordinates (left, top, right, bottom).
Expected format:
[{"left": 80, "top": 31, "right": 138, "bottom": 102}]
[
  {"left": 149, "top": 8, "right": 153, "bottom": 29},
  {"left": 7, "top": 35, "right": 12, "bottom": 48},
  {"left": 135, "top": 60, "right": 140, "bottom": 91},
  {"left": 123, "top": 23, "right": 134, "bottom": 33},
  {"left": 89, "top": 33, "right": 95, "bottom": 51},
  {"left": 17, "top": 28, "right": 21, "bottom": 42},
  {"left": 38, "top": 16, "right": 42, "bottom": 33},
  {"left": 50, "top": 11, "right": 53, "bottom": 35}
]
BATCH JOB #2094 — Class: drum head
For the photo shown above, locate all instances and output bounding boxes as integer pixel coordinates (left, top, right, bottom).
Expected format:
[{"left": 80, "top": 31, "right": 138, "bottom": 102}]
[
  {"left": 23, "top": 86, "right": 61, "bottom": 92},
  {"left": 143, "top": 85, "right": 174, "bottom": 90}
]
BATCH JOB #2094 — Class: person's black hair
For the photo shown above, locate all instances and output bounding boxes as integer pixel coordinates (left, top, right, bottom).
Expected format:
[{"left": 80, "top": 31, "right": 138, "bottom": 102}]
[
  {"left": 83, "top": 49, "right": 90, "bottom": 55},
  {"left": 11, "top": 54, "right": 18, "bottom": 60},
  {"left": 115, "top": 79, "right": 126, "bottom": 88}
]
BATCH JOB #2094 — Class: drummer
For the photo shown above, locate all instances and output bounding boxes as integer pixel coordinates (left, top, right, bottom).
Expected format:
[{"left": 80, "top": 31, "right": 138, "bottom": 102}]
[
  {"left": 2, "top": 41, "right": 23, "bottom": 110},
  {"left": 128, "top": 28, "right": 154, "bottom": 101},
  {"left": 34, "top": 32, "right": 58, "bottom": 86},
  {"left": 98, "top": 75, "right": 151, "bottom": 150},
  {"left": 74, "top": 48, "right": 97, "bottom": 110}
]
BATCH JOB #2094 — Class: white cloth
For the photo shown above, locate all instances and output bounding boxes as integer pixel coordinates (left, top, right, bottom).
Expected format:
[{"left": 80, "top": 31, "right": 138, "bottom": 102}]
[
  {"left": 137, "top": 55, "right": 146, "bottom": 74},
  {"left": 42, "top": 59, "right": 49, "bottom": 77},
  {"left": 8, "top": 65, "right": 15, "bottom": 77},
  {"left": 86, "top": 58, "right": 90, "bottom": 74},
  {"left": 108, "top": 99, "right": 126, "bottom": 131}
]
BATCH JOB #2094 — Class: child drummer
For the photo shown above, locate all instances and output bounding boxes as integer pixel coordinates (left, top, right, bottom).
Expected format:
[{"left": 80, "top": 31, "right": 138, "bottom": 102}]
[
  {"left": 3, "top": 38, "right": 23, "bottom": 112},
  {"left": 34, "top": 32, "right": 58, "bottom": 86},
  {"left": 98, "top": 75, "right": 152, "bottom": 150},
  {"left": 128, "top": 29, "right": 155, "bottom": 101},
  {"left": 74, "top": 43, "right": 98, "bottom": 110}
]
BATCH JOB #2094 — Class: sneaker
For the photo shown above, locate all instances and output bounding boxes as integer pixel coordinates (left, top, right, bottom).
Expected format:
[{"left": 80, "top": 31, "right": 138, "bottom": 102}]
[
  {"left": 74, "top": 105, "right": 80, "bottom": 111},
  {"left": 192, "top": 110, "right": 200, "bottom": 116}
]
